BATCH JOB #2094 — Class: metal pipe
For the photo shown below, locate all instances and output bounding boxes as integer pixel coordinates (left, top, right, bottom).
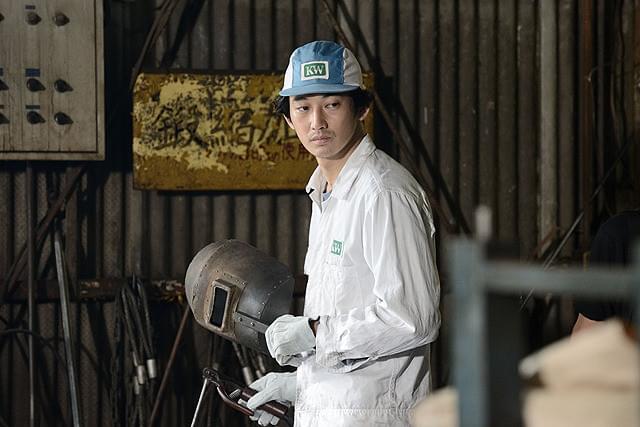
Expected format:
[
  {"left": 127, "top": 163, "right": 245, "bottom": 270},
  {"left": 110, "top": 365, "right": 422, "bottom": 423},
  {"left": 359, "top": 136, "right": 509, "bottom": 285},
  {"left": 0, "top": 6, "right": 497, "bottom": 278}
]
[
  {"left": 190, "top": 380, "right": 211, "bottom": 427},
  {"left": 26, "top": 162, "right": 36, "bottom": 427},
  {"left": 148, "top": 304, "right": 190, "bottom": 427},
  {"left": 54, "top": 228, "right": 82, "bottom": 427},
  {"left": 4, "top": 165, "right": 86, "bottom": 301}
]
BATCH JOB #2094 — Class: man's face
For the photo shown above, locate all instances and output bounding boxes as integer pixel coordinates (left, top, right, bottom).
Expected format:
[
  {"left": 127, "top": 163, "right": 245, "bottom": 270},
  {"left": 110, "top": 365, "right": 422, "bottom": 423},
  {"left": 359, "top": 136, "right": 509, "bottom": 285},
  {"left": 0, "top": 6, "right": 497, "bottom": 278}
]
[{"left": 284, "top": 94, "right": 368, "bottom": 161}]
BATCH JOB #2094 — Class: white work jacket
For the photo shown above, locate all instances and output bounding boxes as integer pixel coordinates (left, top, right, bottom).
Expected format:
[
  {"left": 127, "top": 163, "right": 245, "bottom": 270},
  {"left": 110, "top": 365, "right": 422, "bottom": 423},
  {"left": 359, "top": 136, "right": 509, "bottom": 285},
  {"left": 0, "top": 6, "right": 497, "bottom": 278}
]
[{"left": 295, "top": 135, "right": 441, "bottom": 426}]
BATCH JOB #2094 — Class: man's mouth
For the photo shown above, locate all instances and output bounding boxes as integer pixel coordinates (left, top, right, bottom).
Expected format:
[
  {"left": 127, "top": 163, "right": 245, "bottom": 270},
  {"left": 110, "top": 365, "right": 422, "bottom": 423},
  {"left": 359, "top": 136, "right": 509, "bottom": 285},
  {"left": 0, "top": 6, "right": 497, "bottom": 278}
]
[{"left": 310, "top": 134, "right": 332, "bottom": 143}]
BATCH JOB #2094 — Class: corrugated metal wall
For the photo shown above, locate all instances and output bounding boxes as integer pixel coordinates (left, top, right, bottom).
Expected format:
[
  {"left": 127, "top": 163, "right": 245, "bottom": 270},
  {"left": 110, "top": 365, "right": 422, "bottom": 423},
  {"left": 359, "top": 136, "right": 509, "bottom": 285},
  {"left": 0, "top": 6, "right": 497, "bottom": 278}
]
[
  {"left": 1, "top": 2, "right": 569, "bottom": 283},
  {"left": 7, "top": 0, "right": 638, "bottom": 425}
]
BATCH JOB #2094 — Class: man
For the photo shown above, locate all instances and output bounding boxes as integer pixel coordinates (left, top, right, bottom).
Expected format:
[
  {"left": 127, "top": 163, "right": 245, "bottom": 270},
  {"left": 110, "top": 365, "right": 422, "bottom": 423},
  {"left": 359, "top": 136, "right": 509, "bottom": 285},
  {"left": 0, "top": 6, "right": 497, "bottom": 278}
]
[{"left": 245, "top": 40, "right": 441, "bottom": 426}]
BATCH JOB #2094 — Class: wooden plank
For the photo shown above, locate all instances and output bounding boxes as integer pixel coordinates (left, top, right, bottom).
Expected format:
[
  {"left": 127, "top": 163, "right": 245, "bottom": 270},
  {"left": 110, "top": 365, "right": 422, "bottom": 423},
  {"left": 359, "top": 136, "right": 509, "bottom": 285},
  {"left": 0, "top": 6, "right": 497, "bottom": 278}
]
[{"left": 496, "top": 0, "right": 517, "bottom": 241}]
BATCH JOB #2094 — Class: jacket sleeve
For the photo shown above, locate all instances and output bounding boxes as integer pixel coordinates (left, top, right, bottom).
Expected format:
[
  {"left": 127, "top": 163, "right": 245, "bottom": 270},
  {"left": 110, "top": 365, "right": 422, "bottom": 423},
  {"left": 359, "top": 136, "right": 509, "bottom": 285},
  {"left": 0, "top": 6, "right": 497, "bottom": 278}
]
[{"left": 314, "top": 189, "right": 441, "bottom": 372}]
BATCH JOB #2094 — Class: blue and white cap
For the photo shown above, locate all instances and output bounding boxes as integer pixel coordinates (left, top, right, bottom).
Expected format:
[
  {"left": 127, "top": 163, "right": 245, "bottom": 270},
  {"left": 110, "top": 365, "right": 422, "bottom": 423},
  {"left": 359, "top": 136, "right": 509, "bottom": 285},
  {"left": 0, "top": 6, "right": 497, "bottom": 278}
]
[{"left": 280, "top": 40, "right": 364, "bottom": 97}]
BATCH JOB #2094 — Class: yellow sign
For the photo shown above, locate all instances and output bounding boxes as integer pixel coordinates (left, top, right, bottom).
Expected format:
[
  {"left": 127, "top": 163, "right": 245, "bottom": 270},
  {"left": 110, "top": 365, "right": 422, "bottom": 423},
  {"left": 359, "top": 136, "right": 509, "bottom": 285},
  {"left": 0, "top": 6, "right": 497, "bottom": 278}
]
[{"left": 133, "top": 72, "right": 373, "bottom": 190}]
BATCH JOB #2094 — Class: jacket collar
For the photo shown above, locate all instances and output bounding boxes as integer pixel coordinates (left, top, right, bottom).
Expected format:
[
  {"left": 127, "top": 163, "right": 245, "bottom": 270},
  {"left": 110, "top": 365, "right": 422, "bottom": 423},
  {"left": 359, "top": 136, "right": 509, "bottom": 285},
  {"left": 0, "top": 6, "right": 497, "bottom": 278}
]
[{"left": 305, "top": 135, "right": 375, "bottom": 204}]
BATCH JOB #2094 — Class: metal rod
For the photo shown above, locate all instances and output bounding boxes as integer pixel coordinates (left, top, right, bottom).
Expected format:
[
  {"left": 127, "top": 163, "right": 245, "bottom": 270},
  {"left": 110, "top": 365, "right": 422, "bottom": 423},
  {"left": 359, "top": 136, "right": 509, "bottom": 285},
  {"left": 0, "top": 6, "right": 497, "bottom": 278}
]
[
  {"left": 148, "top": 304, "right": 190, "bottom": 427},
  {"left": 4, "top": 165, "right": 86, "bottom": 301},
  {"left": 26, "top": 162, "right": 37, "bottom": 427},
  {"left": 190, "top": 380, "right": 211, "bottom": 427},
  {"left": 54, "top": 228, "right": 82, "bottom": 427}
]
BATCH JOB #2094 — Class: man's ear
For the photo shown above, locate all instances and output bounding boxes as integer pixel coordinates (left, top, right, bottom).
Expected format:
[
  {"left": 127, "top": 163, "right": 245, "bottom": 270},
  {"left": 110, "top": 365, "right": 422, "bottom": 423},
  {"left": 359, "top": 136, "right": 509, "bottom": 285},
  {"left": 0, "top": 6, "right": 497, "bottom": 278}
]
[
  {"left": 284, "top": 115, "right": 295, "bottom": 130},
  {"left": 357, "top": 106, "right": 371, "bottom": 122}
]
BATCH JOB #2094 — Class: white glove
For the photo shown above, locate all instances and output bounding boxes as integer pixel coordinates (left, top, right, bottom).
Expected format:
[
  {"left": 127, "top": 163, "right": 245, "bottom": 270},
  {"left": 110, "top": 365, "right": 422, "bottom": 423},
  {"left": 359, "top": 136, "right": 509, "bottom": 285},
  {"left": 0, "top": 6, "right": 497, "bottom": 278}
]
[
  {"left": 266, "top": 314, "right": 316, "bottom": 366},
  {"left": 245, "top": 372, "right": 296, "bottom": 426}
]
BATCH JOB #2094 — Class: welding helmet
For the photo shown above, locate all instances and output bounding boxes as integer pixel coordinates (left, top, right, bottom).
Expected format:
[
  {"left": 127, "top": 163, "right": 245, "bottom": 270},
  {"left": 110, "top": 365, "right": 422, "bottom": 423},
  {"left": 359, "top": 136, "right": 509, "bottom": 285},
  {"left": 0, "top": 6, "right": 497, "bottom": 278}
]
[{"left": 185, "top": 240, "right": 294, "bottom": 354}]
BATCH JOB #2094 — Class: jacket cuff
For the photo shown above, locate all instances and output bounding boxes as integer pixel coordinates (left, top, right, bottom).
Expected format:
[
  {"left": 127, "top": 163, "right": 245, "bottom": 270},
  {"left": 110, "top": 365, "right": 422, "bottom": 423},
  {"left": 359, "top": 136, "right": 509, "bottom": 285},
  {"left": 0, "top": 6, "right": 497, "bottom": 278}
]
[{"left": 314, "top": 316, "right": 372, "bottom": 373}]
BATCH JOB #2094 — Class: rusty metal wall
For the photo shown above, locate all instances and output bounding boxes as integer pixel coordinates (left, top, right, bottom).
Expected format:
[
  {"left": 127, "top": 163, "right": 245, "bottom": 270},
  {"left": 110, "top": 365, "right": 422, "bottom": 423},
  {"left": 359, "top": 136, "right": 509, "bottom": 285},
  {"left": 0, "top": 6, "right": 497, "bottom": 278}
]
[
  {"left": 1, "top": 1, "right": 577, "bottom": 285},
  {"left": 0, "top": 0, "right": 607, "bottom": 426}
]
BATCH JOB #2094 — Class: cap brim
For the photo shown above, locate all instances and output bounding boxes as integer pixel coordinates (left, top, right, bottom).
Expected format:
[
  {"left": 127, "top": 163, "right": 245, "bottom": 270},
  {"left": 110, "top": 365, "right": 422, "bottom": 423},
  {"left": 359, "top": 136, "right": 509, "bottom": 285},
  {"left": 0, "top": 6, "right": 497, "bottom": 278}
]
[{"left": 279, "top": 83, "right": 360, "bottom": 97}]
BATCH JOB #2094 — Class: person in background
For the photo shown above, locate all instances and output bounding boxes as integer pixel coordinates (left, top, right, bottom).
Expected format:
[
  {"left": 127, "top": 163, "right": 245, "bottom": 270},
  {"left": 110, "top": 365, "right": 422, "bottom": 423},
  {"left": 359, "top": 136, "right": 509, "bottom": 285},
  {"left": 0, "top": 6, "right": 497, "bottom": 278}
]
[{"left": 573, "top": 209, "right": 640, "bottom": 334}]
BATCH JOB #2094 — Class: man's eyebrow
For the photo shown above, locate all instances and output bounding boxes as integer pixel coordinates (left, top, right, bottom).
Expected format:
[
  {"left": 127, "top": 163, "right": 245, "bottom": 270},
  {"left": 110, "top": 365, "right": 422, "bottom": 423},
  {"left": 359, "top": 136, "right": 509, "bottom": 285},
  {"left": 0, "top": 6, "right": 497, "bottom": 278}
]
[{"left": 292, "top": 94, "right": 332, "bottom": 101}]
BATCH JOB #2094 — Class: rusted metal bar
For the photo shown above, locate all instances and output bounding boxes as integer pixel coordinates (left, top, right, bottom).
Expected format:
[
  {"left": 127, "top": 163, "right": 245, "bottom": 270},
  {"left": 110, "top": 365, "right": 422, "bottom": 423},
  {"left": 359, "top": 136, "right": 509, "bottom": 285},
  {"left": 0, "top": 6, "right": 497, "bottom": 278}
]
[
  {"left": 3, "top": 166, "right": 87, "bottom": 301},
  {"left": 54, "top": 229, "right": 82, "bottom": 427},
  {"left": 1, "top": 278, "right": 185, "bottom": 302},
  {"left": 148, "top": 304, "right": 190, "bottom": 427}
]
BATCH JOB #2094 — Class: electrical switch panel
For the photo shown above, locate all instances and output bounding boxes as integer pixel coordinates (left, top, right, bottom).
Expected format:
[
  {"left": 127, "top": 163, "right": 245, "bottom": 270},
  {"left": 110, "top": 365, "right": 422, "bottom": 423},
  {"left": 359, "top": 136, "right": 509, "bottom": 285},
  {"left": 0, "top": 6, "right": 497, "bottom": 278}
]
[{"left": 0, "top": 1, "right": 104, "bottom": 160}]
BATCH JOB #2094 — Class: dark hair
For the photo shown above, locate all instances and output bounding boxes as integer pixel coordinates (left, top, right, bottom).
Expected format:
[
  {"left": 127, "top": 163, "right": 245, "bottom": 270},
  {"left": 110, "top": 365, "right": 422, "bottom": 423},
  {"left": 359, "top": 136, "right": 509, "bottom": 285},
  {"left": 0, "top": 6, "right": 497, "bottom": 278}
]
[{"left": 273, "top": 88, "right": 373, "bottom": 119}]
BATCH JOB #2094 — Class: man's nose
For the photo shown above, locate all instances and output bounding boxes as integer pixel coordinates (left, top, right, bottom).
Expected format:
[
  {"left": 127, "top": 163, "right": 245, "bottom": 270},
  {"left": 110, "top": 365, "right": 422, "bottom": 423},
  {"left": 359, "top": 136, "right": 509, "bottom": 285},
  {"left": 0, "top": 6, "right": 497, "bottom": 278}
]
[{"left": 311, "top": 109, "right": 327, "bottom": 130}]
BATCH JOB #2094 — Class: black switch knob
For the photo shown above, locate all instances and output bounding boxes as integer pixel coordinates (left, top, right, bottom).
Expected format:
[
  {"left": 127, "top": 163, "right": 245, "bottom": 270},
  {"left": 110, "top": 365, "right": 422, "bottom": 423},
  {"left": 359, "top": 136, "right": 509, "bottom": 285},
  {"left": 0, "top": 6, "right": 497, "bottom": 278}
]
[
  {"left": 54, "top": 79, "right": 72, "bottom": 92},
  {"left": 0, "top": 13, "right": 5, "bottom": 22},
  {"left": 26, "top": 11, "right": 41, "bottom": 25},
  {"left": 0, "top": 113, "right": 8, "bottom": 125},
  {"left": 53, "top": 13, "right": 69, "bottom": 26},
  {"left": 26, "top": 78, "right": 45, "bottom": 92},
  {"left": 0, "top": 80, "right": 7, "bottom": 91},
  {"left": 27, "top": 111, "right": 44, "bottom": 124},
  {"left": 54, "top": 112, "right": 72, "bottom": 125}
]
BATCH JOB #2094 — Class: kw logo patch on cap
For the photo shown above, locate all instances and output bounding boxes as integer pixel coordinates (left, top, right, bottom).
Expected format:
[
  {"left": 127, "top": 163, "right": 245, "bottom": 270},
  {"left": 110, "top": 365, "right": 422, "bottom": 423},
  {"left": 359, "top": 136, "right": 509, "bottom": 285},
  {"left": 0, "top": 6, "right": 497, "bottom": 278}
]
[
  {"left": 301, "top": 61, "right": 329, "bottom": 80},
  {"left": 330, "top": 239, "right": 343, "bottom": 256}
]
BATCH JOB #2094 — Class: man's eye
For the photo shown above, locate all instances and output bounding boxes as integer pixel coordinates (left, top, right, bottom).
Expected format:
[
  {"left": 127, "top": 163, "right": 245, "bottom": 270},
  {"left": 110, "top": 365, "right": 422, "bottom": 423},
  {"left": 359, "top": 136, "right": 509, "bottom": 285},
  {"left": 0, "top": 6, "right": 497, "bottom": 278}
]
[
  {"left": 326, "top": 102, "right": 339, "bottom": 109},
  {"left": 295, "top": 106, "right": 309, "bottom": 112}
]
